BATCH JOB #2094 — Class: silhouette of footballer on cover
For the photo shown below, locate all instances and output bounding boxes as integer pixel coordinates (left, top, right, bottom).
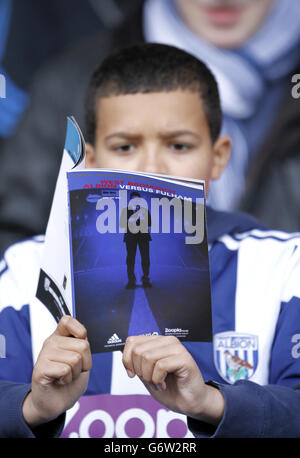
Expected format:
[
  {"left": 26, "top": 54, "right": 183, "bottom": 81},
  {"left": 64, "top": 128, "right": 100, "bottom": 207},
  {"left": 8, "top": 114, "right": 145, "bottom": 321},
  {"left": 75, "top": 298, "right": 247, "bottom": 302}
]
[{"left": 120, "top": 191, "right": 152, "bottom": 289}]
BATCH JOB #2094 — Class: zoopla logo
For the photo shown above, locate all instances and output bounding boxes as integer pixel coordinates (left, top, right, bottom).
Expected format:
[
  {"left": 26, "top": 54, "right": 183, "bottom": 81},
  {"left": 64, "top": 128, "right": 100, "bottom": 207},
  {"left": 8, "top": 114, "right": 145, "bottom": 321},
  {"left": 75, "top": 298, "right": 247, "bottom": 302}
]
[{"left": 0, "top": 74, "right": 6, "bottom": 99}]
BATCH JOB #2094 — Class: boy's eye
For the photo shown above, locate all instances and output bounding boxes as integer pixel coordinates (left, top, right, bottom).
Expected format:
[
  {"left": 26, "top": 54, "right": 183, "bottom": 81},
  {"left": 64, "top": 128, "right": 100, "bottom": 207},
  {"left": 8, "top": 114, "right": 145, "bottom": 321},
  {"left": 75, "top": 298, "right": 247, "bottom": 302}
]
[
  {"left": 114, "top": 144, "right": 135, "bottom": 153},
  {"left": 169, "top": 143, "right": 191, "bottom": 151}
]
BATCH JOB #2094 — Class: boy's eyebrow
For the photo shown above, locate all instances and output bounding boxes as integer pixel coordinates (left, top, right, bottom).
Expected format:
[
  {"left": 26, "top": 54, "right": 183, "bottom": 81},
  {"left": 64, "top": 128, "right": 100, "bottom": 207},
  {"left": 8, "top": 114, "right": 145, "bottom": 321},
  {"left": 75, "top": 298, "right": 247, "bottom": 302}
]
[
  {"left": 104, "top": 132, "right": 140, "bottom": 141},
  {"left": 160, "top": 130, "right": 201, "bottom": 140},
  {"left": 104, "top": 130, "right": 201, "bottom": 141}
]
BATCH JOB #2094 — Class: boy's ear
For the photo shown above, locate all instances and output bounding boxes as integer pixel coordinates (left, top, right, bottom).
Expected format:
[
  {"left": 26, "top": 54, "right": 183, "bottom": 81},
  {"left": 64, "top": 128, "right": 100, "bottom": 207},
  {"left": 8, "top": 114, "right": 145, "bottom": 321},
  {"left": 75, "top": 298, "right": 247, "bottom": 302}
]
[
  {"left": 85, "top": 143, "right": 96, "bottom": 168},
  {"left": 211, "top": 135, "right": 231, "bottom": 180}
]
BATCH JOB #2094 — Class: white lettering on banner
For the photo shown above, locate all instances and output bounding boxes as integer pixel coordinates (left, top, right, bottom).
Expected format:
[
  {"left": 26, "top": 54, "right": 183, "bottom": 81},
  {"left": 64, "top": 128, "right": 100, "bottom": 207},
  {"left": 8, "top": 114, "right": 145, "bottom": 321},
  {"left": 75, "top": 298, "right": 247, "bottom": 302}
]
[
  {"left": 64, "top": 407, "right": 192, "bottom": 438},
  {"left": 291, "top": 334, "right": 300, "bottom": 358},
  {"left": 156, "top": 409, "right": 193, "bottom": 438},
  {"left": 115, "top": 408, "right": 155, "bottom": 438},
  {"left": 79, "top": 410, "right": 114, "bottom": 438}
]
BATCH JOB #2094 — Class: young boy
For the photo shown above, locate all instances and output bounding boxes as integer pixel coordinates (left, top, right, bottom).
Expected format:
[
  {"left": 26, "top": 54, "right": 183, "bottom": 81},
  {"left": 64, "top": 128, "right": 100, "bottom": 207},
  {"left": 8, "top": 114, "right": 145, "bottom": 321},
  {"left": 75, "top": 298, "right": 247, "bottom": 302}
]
[{"left": 1, "top": 43, "right": 300, "bottom": 438}]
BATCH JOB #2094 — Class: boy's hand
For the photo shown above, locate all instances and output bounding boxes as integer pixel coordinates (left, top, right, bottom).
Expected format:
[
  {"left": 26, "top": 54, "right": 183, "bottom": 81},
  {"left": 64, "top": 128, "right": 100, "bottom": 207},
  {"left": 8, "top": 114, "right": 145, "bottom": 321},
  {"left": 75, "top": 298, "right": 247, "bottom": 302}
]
[
  {"left": 122, "top": 335, "right": 224, "bottom": 426},
  {"left": 22, "top": 316, "right": 92, "bottom": 428}
]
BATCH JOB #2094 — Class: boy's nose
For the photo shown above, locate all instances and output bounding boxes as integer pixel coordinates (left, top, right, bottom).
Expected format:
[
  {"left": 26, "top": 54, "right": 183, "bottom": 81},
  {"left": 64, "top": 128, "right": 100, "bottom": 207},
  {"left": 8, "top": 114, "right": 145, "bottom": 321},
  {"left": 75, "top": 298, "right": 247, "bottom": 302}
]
[{"left": 138, "top": 147, "right": 168, "bottom": 175}]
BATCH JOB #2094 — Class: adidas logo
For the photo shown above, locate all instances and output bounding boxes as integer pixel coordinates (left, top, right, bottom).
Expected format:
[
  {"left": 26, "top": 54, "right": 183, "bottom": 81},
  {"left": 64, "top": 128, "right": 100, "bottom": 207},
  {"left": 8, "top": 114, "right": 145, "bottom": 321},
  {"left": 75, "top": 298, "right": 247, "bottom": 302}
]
[{"left": 107, "top": 333, "right": 122, "bottom": 345}]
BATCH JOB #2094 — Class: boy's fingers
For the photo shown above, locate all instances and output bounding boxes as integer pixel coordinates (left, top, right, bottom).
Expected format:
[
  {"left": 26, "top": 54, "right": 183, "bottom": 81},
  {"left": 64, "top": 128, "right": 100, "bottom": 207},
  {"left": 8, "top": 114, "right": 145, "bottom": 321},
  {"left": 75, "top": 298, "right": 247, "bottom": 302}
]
[
  {"left": 34, "top": 359, "right": 73, "bottom": 386},
  {"left": 152, "top": 355, "right": 187, "bottom": 386},
  {"left": 122, "top": 337, "right": 135, "bottom": 377},
  {"left": 47, "top": 349, "right": 84, "bottom": 380},
  {"left": 53, "top": 316, "right": 92, "bottom": 371},
  {"left": 52, "top": 337, "right": 92, "bottom": 373},
  {"left": 55, "top": 337, "right": 92, "bottom": 372},
  {"left": 123, "top": 335, "right": 160, "bottom": 376},
  {"left": 122, "top": 335, "right": 182, "bottom": 380},
  {"left": 54, "top": 315, "right": 87, "bottom": 339},
  {"left": 138, "top": 342, "right": 180, "bottom": 382},
  {"left": 42, "top": 320, "right": 92, "bottom": 373}
]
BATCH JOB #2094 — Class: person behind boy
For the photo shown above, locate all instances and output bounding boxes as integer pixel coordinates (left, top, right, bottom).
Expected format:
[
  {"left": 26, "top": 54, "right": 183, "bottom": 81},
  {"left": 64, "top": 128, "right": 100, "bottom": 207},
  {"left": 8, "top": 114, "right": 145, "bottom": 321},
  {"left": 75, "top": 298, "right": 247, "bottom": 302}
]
[{"left": 0, "top": 43, "right": 300, "bottom": 438}]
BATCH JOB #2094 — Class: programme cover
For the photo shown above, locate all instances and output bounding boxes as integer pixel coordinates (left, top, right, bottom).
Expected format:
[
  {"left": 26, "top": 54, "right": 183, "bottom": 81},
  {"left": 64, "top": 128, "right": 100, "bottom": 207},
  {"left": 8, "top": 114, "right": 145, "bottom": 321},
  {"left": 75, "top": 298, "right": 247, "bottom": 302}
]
[{"left": 67, "top": 169, "right": 212, "bottom": 353}]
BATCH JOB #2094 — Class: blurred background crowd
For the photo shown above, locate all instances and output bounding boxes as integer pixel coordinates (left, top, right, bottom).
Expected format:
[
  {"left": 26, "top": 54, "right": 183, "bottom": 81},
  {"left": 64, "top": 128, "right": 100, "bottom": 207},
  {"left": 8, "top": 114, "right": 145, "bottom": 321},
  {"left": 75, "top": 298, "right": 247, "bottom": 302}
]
[{"left": 0, "top": 0, "right": 299, "bottom": 256}]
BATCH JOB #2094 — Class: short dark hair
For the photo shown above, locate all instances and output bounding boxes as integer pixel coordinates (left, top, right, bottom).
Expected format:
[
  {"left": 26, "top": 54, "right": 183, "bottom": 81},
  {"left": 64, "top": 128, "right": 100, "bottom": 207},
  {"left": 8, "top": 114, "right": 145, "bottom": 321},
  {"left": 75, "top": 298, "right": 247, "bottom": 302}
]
[{"left": 85, "top": 43, "right": 222, "bottom": 145}]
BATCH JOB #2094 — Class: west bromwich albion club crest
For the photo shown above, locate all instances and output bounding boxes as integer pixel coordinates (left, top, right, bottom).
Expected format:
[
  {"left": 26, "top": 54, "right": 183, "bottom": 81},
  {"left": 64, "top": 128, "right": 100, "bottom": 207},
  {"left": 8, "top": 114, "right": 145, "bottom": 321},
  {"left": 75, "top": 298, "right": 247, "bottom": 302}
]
[{"left": 213, "top": 332, "right": 258, "bottom": 383}]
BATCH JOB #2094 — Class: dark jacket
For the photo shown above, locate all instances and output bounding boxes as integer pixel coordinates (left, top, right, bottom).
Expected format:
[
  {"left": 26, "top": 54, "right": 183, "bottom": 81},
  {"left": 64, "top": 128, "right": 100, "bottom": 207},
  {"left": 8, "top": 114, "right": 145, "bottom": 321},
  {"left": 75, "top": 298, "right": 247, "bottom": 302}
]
[
  {"left": 0, "top": 381, "right": 65, "bottom": 438},
  {"left": 0, "top": 3, "right": 299, "bottom": 256}
]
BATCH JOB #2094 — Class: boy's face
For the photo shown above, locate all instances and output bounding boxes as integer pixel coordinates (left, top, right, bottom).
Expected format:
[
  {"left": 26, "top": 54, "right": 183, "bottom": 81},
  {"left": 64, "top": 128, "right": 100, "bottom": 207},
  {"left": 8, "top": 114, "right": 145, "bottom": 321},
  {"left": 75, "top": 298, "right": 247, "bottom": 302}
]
[{"left": 86, "top": 90, "right": 230, "bottom": 193}]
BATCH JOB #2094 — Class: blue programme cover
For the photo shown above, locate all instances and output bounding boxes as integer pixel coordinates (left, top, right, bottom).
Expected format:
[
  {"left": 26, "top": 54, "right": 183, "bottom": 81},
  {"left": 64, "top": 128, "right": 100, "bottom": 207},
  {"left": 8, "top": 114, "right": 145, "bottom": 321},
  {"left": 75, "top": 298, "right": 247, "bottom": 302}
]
[{"left": 67, "top": 169, "right": 212, "bottom": 353}]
